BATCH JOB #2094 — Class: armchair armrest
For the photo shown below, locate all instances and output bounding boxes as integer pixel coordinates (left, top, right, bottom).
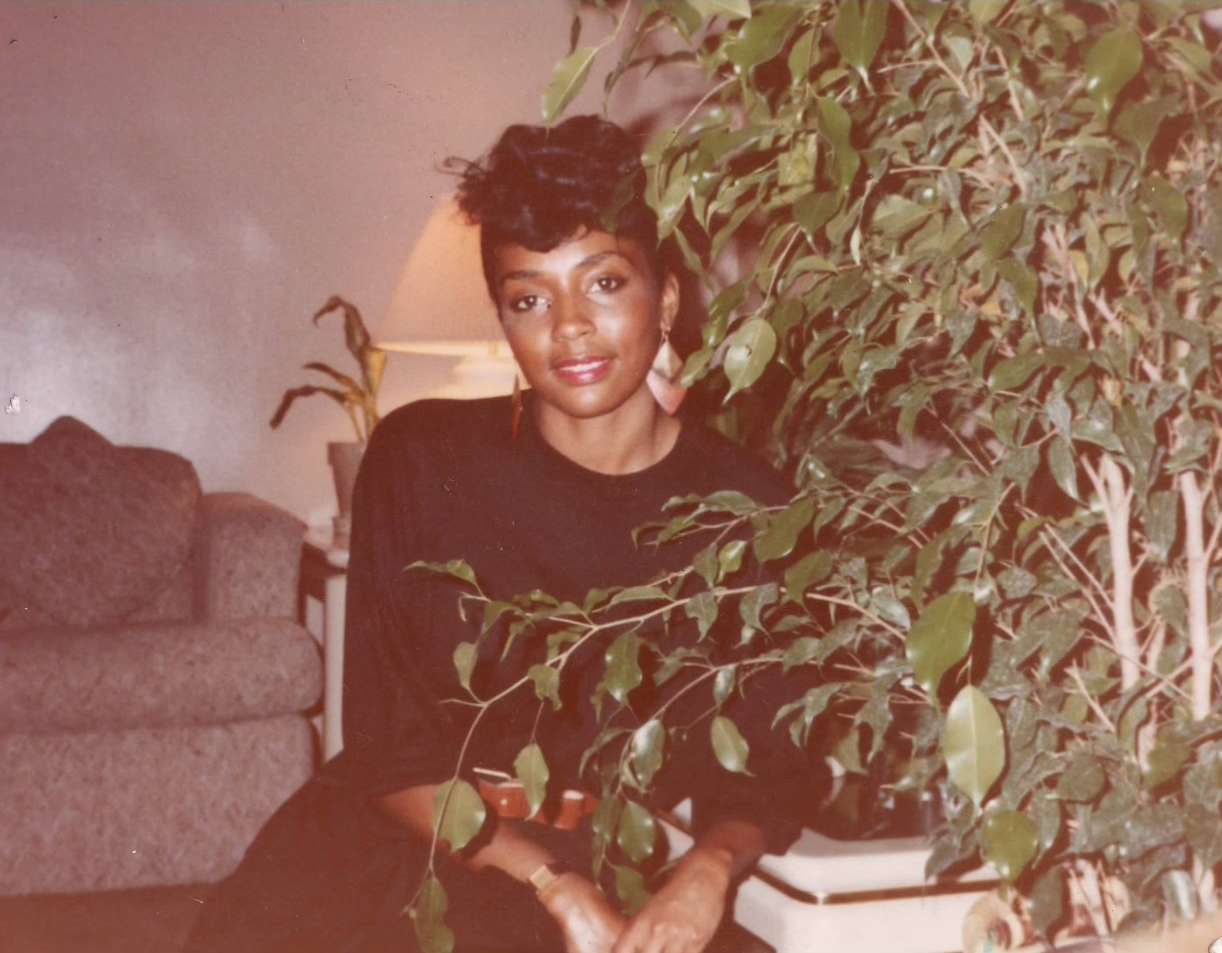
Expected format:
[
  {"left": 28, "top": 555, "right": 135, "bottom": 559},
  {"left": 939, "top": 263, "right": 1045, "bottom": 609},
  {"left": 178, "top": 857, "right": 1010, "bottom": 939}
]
[{"left": 193, "top": 492, "right": 304, "bottom": 621}]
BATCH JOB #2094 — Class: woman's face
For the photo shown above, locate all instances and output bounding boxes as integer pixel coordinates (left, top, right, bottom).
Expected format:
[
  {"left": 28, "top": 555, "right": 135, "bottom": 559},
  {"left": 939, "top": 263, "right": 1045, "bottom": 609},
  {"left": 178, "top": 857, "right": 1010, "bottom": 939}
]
[{"left": 493, "top": 229, "right": 679, "bottom": 425}]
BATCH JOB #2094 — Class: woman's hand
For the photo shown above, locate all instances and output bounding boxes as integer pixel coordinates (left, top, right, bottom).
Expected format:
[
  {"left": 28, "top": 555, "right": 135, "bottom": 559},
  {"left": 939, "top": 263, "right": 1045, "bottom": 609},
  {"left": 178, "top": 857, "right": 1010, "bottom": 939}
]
[
  {"left": 612, "top": 819, "right": 768, "bottom": 953},
  {"left": 538, "top": 873, "right": 629, "bottom": 953},
  {"left": 610, "top": 846, "right": 731, "bottom": 953}
]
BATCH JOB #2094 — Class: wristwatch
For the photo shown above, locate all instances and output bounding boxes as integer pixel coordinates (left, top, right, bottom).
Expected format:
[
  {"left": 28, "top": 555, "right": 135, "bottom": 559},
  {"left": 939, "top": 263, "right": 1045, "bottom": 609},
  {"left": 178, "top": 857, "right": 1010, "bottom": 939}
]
[{"left": 528, "top": 860, "right": 572, "bottom": 895}]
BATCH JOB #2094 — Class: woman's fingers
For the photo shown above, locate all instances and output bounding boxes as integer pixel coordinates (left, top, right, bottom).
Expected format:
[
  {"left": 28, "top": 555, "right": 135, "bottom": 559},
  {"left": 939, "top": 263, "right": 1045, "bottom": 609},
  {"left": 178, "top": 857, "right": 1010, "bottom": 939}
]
[
  {"left": 612, "top": 843, "right": 739, "bottom": 953},
  {"left": 613, "top": 914, "right": 706, "bottom": 953},
  {"left": 539, "top": 874, "right": 628, "bottom": 953},
  {"left": 611, "top": 887, "right": 722, "bottom": 953}
]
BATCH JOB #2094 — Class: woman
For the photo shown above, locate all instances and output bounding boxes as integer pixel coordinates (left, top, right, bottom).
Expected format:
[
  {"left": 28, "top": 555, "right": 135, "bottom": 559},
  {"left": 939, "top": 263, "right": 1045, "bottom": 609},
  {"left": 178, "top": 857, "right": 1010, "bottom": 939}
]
[{"left": 187, "top": 115, "right": 816, "bottom": 953}]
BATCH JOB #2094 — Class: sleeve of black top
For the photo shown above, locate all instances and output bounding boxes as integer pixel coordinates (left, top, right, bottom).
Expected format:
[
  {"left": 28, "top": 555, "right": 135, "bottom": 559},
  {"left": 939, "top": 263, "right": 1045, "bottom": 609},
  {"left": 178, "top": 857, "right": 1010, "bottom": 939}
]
[
  {"left": 677, "top": 447, "right": 827, "bottom": 855},
  {"left": 686, "top": 663, "right": 831, "bottom": 855},
  {"left": 335, "top": 407, "right": 470, "bottom": 796}
]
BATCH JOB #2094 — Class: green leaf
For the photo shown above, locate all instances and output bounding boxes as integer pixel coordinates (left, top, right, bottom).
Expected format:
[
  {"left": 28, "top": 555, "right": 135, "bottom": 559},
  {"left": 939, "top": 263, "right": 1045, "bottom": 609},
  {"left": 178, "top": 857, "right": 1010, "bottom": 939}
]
[
  {"left": 1031, "top": 793, "right": 1062, "bottom": 851},
  {"left": 724, "top": 319, "right": 777, "bottom": 399},
  {"left": 739, "top": 582, "right": 779, "bottom": 631},
  {"left": 514, "top": 743, "right": 549, "bottom": 818},
  {"left": 1113, "top": 98, "right": 1173, "bottom": 161},
  {"left": 1085, "top": 28, "right": 1142, "bottom": 117},
  {"left": 832, "top": 0, "right": 887, "bottom": 76},
  {"left": 453, "top": 642, "right": 477, "bottom": 693},
  {"left": 784, "top": 550, "right": 833, "bottom": 602},
  {"left": 604, "top": 633, "right": 643, "bottom": 705},
  {"left": 982, "top": 810, "right": 1038, "bottom": 882},
  {"left": 1144, "top": 175, "right": 1188, "bottom": 243},
  {"left": 409, "top": 874, "right": 454, "bottom": 953},
  {"left": 685, "top": 589, "right": 719, "bottom": 637},
  {"left": 754, "top": 498, "right": 814, "bottom": 563},
  {"left": 787, "top": 25, "right": 815, "bottom": 84},
  {"left": 1047, "top": 436, "right": 1079, "bottom": 501},
  {"left": 629, "top": 718, "right": 665, "bottom": 789},
  {"left": 686, "top": 0, "right": 752, "bottom": 21},
  {"left": 981, "top": 203, "right": 1025, "bottom": 260},
  {"left": 608, "top": 585, "right": 666, "bottom": 607},
  {"left": 433, "top": 779, "right": 487, "bottom": 853},
  {"left": 873, "top": 195, "right": 932, "bottom": 239},
  {"left": 871, "top": 590, "right": 911, "bottom": 630},
  {"left": 482, "top": 600, "right": 514, "bottom": 634},
  {"left": 794, "top": 191, "right": 841, "bottom": 237},
  {"left": 710, "top": 715, "right": 751, "bottom": 774},
  {"left": 1144, "top": 740, "right": 1192, "bottom": 790},
  {"left": 996, "top": 259, "right": 1038, "bottom": 315},
  {"left": 718, "top": 539, "right": 748, "bottom": 579},
  {"left": 782, "top": 636, "right": 821, "bottom": 671},
  {"left": 1185, "top": 803, "right": 1222, "bottom": 868},
  {"left": 1120, "top": 803, "right": 1183, "bottom": 859},
  {"left": 698, "top": 490, "right": 760, "bottom": 515},
  {"left": 773, "top": 683, "right": 839, "bottom": 745},
  {"left": 543, "top": 46, "right": 598, "bottom": 122},
  {"left": 727, "top": 3, "right": 802, "bottom": 72},
  {"left": 616, "top": 800, "right": 657, "bottom": 864},
  {"left": 528, "top": 664, "right": 561, "bottom": 708},
  {"left": 816, "top": 97, "right": 860, "bottom": 192},
  {"left": 1057, "top": 753, "right": 1106, "bottom": 802},
  {"left": 591, "top": 796, "right": 622, "bottom": 870},
  {"left": 968, "top": 0, "right": 1007, "bottom": 23},
  {"left": 614, "top": 864, "right": 651, "bottom": 915},
  {"left": 944, "top": 686, "right": 1005, "bottom": 808},
  {"left": 426, "top": 559, "right": 477, "bottom": 588},
  {"left": 1029, "top": 867, "right": 1067, "bottom": 937},
  {"left": 906, "top": 591, "right": 977, "bottom": 696}
]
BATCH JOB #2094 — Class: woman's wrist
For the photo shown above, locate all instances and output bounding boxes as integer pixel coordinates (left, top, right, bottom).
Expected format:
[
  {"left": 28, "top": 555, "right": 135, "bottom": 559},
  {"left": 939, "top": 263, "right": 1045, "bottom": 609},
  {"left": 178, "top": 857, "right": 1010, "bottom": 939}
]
[
  {"left": 528, "top": 859, "right": 574, "bottom": 898},
  {"left": 674, "top": 844, "right": 735, "bottom": 889}
]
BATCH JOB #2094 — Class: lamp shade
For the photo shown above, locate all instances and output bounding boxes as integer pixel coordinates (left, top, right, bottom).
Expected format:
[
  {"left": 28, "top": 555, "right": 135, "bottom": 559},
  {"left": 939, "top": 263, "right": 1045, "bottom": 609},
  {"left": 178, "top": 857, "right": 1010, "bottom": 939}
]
[{"left": 374, "top": 195, "right": 506, "bottom": 357}]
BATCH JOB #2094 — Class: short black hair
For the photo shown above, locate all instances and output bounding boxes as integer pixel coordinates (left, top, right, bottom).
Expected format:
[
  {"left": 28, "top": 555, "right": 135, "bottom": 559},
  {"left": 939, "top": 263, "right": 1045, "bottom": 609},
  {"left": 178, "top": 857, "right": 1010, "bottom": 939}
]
[{"left": 452, "top": 115, "right": 665, "bottom": 301}]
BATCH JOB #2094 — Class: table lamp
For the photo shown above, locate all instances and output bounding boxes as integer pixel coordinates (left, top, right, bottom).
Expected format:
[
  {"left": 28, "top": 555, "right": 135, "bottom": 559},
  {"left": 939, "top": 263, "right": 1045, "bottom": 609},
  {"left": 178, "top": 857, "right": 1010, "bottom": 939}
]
[{"left": 373, "top": 195, "right": 519, "bottom": 398}]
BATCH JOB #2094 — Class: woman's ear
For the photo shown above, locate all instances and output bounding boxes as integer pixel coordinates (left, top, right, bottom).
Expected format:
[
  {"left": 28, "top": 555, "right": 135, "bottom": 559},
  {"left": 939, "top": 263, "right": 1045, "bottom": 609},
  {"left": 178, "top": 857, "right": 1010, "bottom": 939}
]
[{"left": 659, "top": 271, "right": 681, "bottom": 334}]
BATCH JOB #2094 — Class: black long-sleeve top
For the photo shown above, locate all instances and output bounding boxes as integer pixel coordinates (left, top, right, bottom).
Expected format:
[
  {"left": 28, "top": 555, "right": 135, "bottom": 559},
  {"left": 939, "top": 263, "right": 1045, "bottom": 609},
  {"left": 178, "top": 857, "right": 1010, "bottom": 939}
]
[{"left": 335, "top": 394, "right": 805, "bottom": 854}]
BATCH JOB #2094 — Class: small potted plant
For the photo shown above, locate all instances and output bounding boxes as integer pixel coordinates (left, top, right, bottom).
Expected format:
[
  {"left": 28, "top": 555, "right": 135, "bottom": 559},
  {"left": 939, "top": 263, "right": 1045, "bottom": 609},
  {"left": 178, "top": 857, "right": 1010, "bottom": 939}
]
[{"left": 270, "top": 295, "right": 387, "bottom": 547}]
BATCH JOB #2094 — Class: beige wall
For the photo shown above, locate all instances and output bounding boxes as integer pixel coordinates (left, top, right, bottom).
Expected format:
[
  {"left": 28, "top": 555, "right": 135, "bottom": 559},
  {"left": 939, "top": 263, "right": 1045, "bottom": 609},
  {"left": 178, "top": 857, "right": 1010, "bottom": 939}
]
[{"left": 0, "top": 0, "right": 621, "bottom": 525}]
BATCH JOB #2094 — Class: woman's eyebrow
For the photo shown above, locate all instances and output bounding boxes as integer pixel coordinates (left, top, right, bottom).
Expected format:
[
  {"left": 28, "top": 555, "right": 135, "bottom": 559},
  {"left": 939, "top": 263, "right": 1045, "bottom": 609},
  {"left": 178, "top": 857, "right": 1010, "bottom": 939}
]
[
  {"left": 499, "top": 268, "right": 541, "bottom": 283},
  {"left": 498, "top": 251, "right": 631, "bottom": 286},
  {"left": 576, "top": 251, "right": 627, "bottom": 269}
]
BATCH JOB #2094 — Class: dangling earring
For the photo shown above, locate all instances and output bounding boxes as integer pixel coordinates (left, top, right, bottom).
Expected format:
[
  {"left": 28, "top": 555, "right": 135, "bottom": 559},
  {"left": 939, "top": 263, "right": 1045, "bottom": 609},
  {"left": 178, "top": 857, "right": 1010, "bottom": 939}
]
[
  {"left": 647, "top": 328, "right": 686, "bottom": 416},
  {"left": 510, "top": 374, "right": 524, "bottom": 440}
]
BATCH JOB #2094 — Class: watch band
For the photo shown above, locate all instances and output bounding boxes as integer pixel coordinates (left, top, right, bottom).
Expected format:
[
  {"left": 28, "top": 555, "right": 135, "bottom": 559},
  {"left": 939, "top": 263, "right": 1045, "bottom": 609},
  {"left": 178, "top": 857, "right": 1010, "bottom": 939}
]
[{"left": 527, "top": 860, "right": 571, "bottom": 895}]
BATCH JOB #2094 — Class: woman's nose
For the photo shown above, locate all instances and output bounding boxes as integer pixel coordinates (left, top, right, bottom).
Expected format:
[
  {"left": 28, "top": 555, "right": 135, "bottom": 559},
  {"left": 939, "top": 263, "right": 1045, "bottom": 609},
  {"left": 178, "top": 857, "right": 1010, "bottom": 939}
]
[{"left": 550, "top": 295, "right": 594, "bottom": 340}]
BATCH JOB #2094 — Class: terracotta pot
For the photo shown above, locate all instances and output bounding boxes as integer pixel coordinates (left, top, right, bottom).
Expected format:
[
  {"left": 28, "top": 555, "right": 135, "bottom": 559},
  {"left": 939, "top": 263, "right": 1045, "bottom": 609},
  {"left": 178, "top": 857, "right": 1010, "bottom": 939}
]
[{"left": 327, "top": 441, "right": 364, "bottom": 550}]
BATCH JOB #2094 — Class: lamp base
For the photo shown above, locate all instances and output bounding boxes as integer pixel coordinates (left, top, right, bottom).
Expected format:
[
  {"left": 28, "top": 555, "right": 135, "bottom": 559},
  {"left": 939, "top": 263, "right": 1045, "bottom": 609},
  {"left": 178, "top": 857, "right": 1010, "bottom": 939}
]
[{"left": 430, "top": 352, "right": 520, "bottom": 400}]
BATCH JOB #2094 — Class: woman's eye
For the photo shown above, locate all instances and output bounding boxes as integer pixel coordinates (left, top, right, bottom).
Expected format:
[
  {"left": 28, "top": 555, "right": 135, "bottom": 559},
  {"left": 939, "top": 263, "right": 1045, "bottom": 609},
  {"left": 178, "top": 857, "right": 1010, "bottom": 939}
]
[
  {"left": 509, "top": 294, "right": 542, "bottom": 313},
  {"left": 593, "top": 275, "right": 625, "bottom": 293}
]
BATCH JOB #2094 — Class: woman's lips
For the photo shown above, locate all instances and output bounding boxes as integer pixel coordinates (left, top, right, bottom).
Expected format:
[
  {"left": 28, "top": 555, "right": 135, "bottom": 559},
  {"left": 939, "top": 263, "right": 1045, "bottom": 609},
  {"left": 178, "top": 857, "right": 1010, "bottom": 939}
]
[{"left": 552, "top": 356, "right": 612, "bottom": 385}]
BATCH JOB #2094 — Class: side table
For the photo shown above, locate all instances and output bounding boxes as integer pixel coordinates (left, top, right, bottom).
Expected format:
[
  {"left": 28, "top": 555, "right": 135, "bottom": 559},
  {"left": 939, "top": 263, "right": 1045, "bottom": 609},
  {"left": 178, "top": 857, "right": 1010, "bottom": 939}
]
[{"left": 300, "top": 528, "right": 349, "bottom": 761}]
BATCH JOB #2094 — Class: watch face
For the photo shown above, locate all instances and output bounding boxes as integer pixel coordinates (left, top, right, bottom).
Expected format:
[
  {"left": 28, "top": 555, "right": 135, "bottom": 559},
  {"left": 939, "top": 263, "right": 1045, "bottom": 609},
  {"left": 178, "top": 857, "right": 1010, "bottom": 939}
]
[{"left": 529, "top": 861, "right": 568, "bottom": 893}]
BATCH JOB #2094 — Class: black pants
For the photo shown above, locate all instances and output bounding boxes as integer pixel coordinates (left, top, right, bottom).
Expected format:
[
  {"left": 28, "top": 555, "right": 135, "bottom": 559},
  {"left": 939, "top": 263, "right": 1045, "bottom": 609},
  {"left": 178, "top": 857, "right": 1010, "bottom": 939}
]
[{"left": 184, "top": 772, "right": 763, "bottom": 953}]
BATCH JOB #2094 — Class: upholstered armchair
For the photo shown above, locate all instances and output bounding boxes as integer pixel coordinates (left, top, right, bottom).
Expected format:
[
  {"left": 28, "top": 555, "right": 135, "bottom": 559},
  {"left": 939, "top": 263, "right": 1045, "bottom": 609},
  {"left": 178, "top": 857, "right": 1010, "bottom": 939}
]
[{"left": 0, "top": 417, "right": 321, "bottom": 895}]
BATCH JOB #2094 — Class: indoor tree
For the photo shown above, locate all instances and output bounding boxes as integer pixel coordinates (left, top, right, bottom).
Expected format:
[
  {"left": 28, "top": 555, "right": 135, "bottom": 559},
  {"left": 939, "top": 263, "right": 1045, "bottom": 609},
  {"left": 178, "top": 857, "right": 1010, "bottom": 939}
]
[{"left": 412, "top": 1, "right": 1222, "bottom": 947}]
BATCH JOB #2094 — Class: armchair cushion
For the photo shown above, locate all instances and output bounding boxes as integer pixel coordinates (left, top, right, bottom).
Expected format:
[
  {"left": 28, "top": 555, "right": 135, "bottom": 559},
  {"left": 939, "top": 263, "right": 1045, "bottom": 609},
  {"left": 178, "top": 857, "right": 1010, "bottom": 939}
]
[
  {"left": 0, "top": 617, "right": 321, "bottom": 735},
  {"left": 0, "top": 417, "right": 200, "bottom": 628},
  {"left": 193, "top": 493, "right": 305, "bottom": 621}
]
